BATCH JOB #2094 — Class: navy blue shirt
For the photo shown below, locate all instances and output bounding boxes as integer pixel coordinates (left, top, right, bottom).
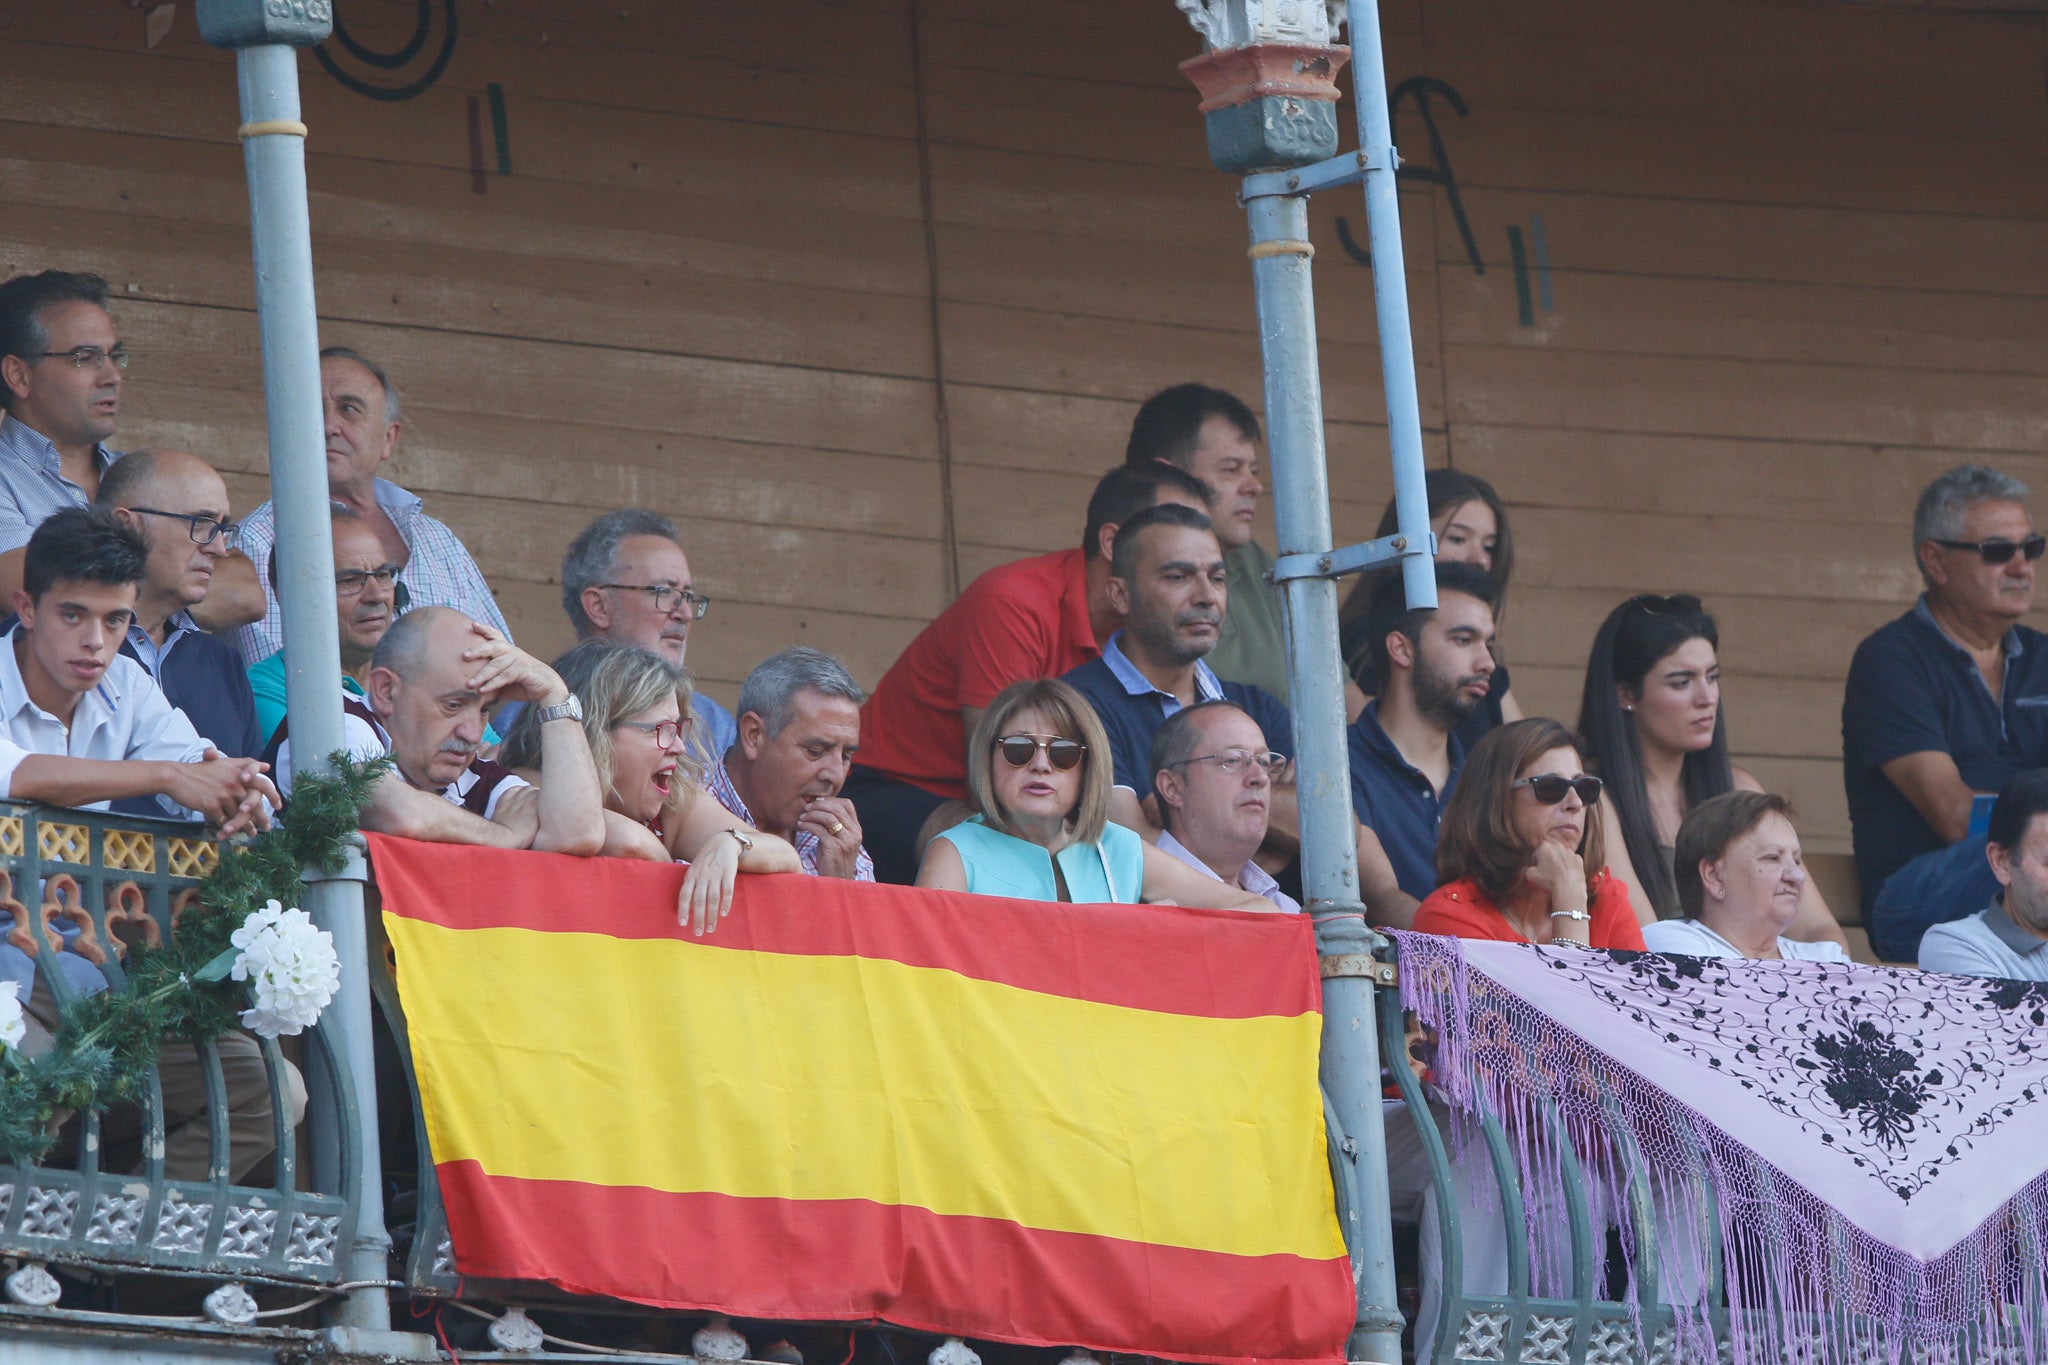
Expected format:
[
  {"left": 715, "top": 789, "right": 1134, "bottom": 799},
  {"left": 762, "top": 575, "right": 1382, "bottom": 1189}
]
[
  {"left": 1842, "top": 597, "right": 2048, "bottom": 907},
  {"left": 1061, "top": 634, "right": 1294, "bottom": 798},
  {"left": 1348, "top": 701, "right": 1463, "bottom": 900},
  {"left": 107, "top": 615, "right": 263, "bottom": 820}
]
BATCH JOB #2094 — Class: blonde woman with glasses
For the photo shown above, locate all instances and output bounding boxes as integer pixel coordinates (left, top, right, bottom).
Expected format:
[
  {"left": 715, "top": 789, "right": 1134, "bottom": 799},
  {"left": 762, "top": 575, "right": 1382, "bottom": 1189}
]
[
  {"left": 914, "top": 678, "right": 1275, "bottom": 910},
  {"left": 501, "top": 639, "right": 798, "bottom": 934}
]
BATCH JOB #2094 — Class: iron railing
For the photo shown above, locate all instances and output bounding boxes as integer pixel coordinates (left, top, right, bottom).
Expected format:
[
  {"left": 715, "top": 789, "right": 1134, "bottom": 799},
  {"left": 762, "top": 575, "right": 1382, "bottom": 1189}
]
[{"left": 0, "top": 802, "right": 357, "bottom": 1304}]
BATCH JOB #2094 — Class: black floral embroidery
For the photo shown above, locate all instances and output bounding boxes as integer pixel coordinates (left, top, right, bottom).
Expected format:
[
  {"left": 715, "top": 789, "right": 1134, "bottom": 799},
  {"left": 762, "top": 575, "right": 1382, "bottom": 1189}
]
[{"left": 1437, "top": 946, "right": 2048, "bottom": 1202}]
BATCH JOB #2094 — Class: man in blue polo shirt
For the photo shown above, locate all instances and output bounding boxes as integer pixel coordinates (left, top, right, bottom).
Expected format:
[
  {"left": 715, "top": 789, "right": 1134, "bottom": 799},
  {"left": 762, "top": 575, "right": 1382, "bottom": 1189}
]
[
  {"left": 1348, "top": 562, "right": 1499, "bottom": 900},
  {"left": 1843, "top": 464, "right": 2048, "bottom": 962},
  {"left": 96, "top": 451, "right": 263, "bottom": 791}
]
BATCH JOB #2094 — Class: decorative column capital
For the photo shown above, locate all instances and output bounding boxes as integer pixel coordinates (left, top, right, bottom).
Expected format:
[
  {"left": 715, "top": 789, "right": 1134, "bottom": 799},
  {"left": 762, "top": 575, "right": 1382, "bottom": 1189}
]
[
  {"left": 195, "top": 0, "right": 333, "bottom": 50},
  {"left": 1174, "top": 1, "right": 1352, "bottom": 174}
]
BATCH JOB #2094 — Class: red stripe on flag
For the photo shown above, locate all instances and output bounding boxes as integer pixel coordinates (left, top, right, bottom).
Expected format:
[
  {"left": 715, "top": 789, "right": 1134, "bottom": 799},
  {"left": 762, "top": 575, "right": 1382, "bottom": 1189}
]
[
  {"left": 435, "top": 1161, "right": 1353, "bottom": 1365},
  {"left": 367, "top": 834, "right": 1320, "bottom": 1019}
]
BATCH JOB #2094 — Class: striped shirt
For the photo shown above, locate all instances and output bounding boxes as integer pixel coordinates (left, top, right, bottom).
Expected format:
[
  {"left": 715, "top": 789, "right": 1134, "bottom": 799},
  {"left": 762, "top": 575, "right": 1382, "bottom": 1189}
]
[
  {"left": 705, "top": 756, "right": 875, "bottom": 882},
  {"left": 231, "top": 476, "right": 510, "bottom": 662},
  {"left": 0, "top": 415, "right": 120, "bottom": 551}
]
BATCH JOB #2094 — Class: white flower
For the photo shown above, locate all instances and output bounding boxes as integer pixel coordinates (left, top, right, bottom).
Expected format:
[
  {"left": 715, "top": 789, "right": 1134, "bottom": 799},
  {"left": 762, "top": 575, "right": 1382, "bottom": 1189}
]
[
  {"left": 0, "top": 980, "right": 23, "bottom": 1051},
  {"left": 230, "top": 899, "right": 340, "bottom": 1038}
]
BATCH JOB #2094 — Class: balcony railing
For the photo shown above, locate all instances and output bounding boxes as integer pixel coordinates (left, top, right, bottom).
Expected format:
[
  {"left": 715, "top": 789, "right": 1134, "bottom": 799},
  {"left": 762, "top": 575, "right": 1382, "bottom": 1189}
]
[{"left": 0, "top": 801, "right": 356, "bottom": 1319}]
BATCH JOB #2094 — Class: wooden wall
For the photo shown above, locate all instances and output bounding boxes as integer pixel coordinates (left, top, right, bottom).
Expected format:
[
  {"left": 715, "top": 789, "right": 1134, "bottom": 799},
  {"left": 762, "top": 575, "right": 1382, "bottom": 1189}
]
[{"left": 2, "top": 0, "right": 2044, "bottom": 864}]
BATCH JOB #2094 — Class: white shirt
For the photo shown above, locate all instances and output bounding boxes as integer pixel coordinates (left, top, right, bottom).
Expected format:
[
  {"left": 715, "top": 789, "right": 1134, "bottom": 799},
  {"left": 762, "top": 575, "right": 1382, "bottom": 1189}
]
[
  {"left": 1154, "top": 828, "right": 1301, "bottom": 914},
  {"left": 1640, "top": 917, "right": 1850, "bottom": 964},
  {"left": 0, "top": 625, "right": 211, "bottom": 821}
]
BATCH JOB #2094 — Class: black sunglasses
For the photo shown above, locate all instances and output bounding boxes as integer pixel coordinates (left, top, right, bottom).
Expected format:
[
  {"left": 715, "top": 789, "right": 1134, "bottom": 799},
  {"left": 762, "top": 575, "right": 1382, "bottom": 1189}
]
[
  {"left": 1931, "top": 535, "right": 2047, "bottom": 565},
  {"left": 996, "top": 735, "right": 1086, "bottom": 771},
  {"left": 1513, "top": 773, "right": 1603, "bottom": 807}
]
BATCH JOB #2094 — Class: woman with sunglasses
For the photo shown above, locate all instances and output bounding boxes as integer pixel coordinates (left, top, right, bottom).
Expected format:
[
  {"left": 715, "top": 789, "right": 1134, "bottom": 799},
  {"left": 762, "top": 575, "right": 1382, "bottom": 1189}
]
[
  {"left": 500, "top": 640, "right": 799, "bottom": 933},
  {"left": 1337, "top": 468, "right": 1521, "bottom": 745},
  {"left": 1413, "top": 717, "right": 1645, "bottom": 948},
  {"left": 915, "top": 679, "right": 1276, "bottom": 909},
  {"left": 1577, "top": 594, "right": 1847, "bottom": 947}
]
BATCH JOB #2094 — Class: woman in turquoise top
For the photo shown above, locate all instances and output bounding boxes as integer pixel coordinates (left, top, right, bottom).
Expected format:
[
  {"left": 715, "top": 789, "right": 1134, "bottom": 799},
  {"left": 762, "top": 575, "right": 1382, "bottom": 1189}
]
[{"left": 916, "top": 679, "right": 1276, "bottom": 910}]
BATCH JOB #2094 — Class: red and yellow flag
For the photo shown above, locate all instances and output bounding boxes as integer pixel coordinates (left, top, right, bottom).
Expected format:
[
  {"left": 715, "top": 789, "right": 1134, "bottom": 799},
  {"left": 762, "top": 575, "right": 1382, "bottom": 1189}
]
[{"left": 369, "top": 834, "right": 1353, "bottom": 1364}]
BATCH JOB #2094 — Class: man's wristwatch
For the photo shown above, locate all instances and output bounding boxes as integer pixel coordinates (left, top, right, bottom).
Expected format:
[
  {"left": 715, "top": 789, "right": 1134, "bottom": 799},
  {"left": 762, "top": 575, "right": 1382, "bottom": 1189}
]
[
  {"left": 536, "top": 695, "right": 584, "bottom": 725},
  {"left": 722, "top": 827, "right": 755, "bottom": 854}
]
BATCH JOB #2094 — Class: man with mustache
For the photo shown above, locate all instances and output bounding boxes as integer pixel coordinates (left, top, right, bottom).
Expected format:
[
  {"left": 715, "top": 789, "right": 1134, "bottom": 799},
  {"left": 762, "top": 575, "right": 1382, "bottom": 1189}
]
[
  {"left": 0, "top": 270, "right": 264, "bottom": 630},
  {"left": 1346, "top": 562, "right": 1500, "bottom": 901},
  {"left": 1149, "top": 700, "right": 1300, "bottom": 913},
  {"left": 272, "top": 605, "right": 606, "bottom": 855},
  {"left": 230, "top": 347, "right": 508, "bottom": 665},
  {"left": 91, "top": 450, "right": 264, "bottom": 788}
]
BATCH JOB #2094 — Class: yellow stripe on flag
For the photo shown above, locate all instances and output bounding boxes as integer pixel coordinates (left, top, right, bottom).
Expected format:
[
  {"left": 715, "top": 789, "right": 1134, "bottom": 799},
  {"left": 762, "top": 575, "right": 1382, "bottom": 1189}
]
[{"left": 389, "top": 917, "right": 1343, "bottom": 1262}]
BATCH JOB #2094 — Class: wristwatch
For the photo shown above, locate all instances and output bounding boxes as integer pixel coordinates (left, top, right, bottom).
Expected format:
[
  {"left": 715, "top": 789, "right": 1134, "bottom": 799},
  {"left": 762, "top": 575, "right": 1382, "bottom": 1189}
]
[
  {"left": 536, "top": 695, "right": 584, "bottom": 725},
  {"left": 722, "top": 827, "right": 755, "bottom": 853}
]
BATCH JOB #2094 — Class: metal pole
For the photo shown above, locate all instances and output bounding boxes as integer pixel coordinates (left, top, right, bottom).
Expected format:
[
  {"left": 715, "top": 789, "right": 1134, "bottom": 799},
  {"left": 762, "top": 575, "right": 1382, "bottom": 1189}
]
[
  {"left": 1348, "top": 0, "right": 1438, "bottom": 609},
  {"left": 1244, "top": 194, "right": 1406, "bottom": 1365},
  {"left": 198, "top": 1, "right": 393, "bottom": 1333}
]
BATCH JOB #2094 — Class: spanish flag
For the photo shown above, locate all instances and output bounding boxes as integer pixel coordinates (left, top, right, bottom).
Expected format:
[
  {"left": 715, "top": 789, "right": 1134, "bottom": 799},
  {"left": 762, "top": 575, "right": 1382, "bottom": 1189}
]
[{"left": 370, "top": 835, "right": 1353, "bottom": 1364}]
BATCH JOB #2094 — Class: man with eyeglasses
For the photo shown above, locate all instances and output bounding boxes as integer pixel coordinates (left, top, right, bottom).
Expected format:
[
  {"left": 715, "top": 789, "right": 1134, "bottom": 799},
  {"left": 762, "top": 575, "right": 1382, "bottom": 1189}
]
[
  {"left": 1346, "top": 562, "right": 1500, "bottom": 902},
  {"left": 229, "top": 346, "right": 509, "bottom": 665},
  {"left": 553, "top": 509, "right": 736, "bottom": 763},
  {"left": 0, "top": 271, "right": 265, "bottom": 631},
  {"left": 1148, "top": 700, "right": 1300, "bottom": 913},
  {"left": 1844, "top": 463, "right": 2048, "bottom": 961},
  {"left": 91, "top": 451, "right": 264, "bottom": 790},
  {"left": 246, "top": 502, "right": 399, "bottom": 749}
]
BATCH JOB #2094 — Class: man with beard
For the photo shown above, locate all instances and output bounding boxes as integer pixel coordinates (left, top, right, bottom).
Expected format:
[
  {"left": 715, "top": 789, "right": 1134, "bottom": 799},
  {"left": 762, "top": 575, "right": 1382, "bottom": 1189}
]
[{"left": 1347, "top": 561, "right": 1500, "bottom": 900}]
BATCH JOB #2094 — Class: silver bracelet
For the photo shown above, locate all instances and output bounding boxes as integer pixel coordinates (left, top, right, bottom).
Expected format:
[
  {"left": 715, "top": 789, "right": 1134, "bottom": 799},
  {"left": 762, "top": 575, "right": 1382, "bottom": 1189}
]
[{"left": 1548, "top": 908, "right": 1593, "bottom": 922}]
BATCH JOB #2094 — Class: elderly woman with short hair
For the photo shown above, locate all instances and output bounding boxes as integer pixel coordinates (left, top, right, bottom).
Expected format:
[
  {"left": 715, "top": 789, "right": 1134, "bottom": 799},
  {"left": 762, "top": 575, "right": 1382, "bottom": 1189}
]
[
  {"left": 1641, "top": 790, "right": 1851, "bottom": 962},
  {"left": 915, "top": 678, "right": 1275, "bottom": 909},
  {"left": 500, "top": 639, "right": 799, "bottom": 933}
]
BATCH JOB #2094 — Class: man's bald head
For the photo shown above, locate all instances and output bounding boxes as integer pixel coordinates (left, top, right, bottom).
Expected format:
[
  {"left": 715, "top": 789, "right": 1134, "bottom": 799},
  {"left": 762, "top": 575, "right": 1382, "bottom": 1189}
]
[
  {"left": 96, "top": 448, "right": 234, "bottom": 619},
  {"left": 370, "top": 604, "right": 471, "bottom": 683}
]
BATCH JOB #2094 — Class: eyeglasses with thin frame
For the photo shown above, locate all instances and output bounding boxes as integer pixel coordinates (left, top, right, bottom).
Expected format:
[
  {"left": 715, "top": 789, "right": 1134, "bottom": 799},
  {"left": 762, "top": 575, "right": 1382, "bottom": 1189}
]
[
  {"left": 1168, "top": 748, "right": 1287, "bottom": 777},
  {"left": 1931, "top": 535, "right": 2047, "bottom": 565},
  {"left": 995, "top": 734, "right": 1086, "bottom": 771},
  {"left": 1513, "top": 773, "right": 1603, "bottom": 807},
  {"left": 598, "top": 583, "right": 710, "bottom": 619},
  {"left": 335, "top": 565, "right": 400, "bottom": 597},
  {"left": 125, "top": 507, "right": 239, "bottom": 549},
  {"left": 616, "top": 717, "right": 688, "bottom": 750},
  {"left": 38, "top": 345, "right": 128, "bottom": 372}
]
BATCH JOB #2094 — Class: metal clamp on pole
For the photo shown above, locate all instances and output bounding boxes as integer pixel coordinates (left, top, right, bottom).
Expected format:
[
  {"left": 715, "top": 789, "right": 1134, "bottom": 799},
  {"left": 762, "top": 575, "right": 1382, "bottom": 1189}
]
[
  {"left": 1239, "top": 148, "right": 1376, "bottom": 202},
  {"left": 1271, "top": 530, "right": 1437, "bottom": 585},
  {"left": 300, "top": 836, "right": 370, "bottom": 885},
  {"left": 1320, "top": 954, "right": 1398, "bottom": 987}
]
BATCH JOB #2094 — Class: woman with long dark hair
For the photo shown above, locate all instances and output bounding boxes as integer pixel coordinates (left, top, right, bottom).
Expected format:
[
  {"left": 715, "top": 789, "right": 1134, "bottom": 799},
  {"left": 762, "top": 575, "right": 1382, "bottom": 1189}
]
[
  {"left": 1576, "top": 593, "right": 1845, "bottom": 947},
  {"left": 1338, "top": 468, "right": 1520, "bottom": 747}
]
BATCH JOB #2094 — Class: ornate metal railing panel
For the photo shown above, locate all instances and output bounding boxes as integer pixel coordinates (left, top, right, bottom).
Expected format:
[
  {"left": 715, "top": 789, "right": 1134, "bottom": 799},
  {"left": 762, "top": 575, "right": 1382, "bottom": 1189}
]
[{"left": 0, "top": 801, "right": 357, "bottom": 1291}]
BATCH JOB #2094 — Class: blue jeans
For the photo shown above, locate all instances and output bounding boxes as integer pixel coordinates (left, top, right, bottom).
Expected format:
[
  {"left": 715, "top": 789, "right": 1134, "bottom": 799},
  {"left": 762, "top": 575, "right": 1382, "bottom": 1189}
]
[{"left": 1867, "top": 835, "right": 1998, "bottom": 963}]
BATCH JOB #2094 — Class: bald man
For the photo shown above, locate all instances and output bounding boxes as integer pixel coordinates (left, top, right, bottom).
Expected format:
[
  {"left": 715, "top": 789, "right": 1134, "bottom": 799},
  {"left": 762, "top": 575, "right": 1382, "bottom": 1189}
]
[{"left": 94, "top": 449, "right": 263, "bottom": 768}]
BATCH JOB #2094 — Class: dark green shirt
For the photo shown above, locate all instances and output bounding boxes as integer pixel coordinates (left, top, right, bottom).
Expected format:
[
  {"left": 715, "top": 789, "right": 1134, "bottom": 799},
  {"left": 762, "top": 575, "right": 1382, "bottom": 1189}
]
[{"left": 1208, "top": 539, "right": 1292, "bottom": 704}]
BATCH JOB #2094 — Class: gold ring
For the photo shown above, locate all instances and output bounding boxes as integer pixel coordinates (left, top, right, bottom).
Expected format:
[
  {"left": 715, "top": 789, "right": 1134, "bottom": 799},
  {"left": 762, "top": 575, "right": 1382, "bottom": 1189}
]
[{"left": 829, "top": 821, "right": 846, "bottom": 836}]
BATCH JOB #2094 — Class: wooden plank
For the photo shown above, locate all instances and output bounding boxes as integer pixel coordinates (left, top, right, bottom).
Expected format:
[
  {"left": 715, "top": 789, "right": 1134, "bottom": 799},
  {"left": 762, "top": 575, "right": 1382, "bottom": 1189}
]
[
  {"left": 106, "top": 303, "right": 942, "bottom": 462},
  {"left": 1419, "top": 0, "right": 2047, "bottom": 143},
  {"left": 1452, "top": 427, "right": 2048, "bottom": 525},
  {"left": 1441, "top": 187, "right": 2048, "bottom": 298},
  {"left": 1739, "top": 756, "right": 1849, "bottom": 851},
  {"left": 1443, "top": 345, "right": 2048, "bottom": 453},
  {"left": 1439, "top": 269, "right": 2048, "bottom": 378}
]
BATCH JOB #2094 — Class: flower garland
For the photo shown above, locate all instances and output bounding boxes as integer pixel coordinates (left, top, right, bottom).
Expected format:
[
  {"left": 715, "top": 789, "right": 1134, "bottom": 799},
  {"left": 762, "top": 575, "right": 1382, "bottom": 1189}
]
[{"left": 0, "top": 753, "right": 388, "bottom": 1163}]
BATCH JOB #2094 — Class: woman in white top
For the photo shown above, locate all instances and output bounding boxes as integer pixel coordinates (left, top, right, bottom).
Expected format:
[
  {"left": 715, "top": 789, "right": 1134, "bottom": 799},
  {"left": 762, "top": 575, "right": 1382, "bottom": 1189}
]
[{"left": 1642, "top": 790, "right": 1851, "bottom": 963}]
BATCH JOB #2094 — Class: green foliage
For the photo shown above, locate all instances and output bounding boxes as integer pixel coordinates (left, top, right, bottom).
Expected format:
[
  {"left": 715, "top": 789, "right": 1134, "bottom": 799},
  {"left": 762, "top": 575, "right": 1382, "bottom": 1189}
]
[{"left": 0, "top": 753, "right": 387, "bottom": 1164}]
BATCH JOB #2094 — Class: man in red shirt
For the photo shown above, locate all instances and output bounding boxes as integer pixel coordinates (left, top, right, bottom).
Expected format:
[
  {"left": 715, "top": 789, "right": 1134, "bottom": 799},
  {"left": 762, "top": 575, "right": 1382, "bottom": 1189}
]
[{"left": 847, "top": 463, "right": 1209, "bottom": 883}]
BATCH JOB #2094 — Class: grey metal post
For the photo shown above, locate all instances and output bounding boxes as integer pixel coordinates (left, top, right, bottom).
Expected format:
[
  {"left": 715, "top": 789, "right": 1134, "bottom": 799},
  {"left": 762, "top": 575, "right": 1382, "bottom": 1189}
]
[
  {"left": 197, "top": 0, "right": 394, "bottom": 1335},
  {"left": 1348, "top": 0, "right": 1439, "bottom": 609},
  {"left": 1244, "top": 193, "right": 1406, "bottom": 1365}
]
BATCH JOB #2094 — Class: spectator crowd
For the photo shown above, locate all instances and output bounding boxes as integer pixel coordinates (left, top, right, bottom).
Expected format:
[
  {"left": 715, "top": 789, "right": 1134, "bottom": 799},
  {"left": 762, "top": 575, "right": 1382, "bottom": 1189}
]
[{"left": 3, "top": 265, "right": 2045, "bottom": 1194}]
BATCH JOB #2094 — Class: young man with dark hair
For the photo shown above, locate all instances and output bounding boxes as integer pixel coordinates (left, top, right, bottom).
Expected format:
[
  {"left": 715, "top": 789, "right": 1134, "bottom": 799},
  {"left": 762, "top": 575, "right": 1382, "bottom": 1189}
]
[
  {"left": 0, "top": 270, "right": 264, "bottom": 627},
  {"left": 1, "top": 507, "right": 277, "bottom": 828},
  {"left": 1124, "top": 382, "right": 1291, "bottom": 703},
  {"left": 845, "top": 461, "right": 1210, "bottom": 883},
  {"left": 1347, "top": 561, "right": 1500, "bottom": 900}
]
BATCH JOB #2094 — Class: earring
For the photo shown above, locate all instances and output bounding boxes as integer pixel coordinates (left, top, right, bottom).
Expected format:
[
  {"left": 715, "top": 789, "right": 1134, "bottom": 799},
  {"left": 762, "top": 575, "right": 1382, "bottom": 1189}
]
[{"left": 1622, "top": 704, "right": 1634, "bottom": 713}]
